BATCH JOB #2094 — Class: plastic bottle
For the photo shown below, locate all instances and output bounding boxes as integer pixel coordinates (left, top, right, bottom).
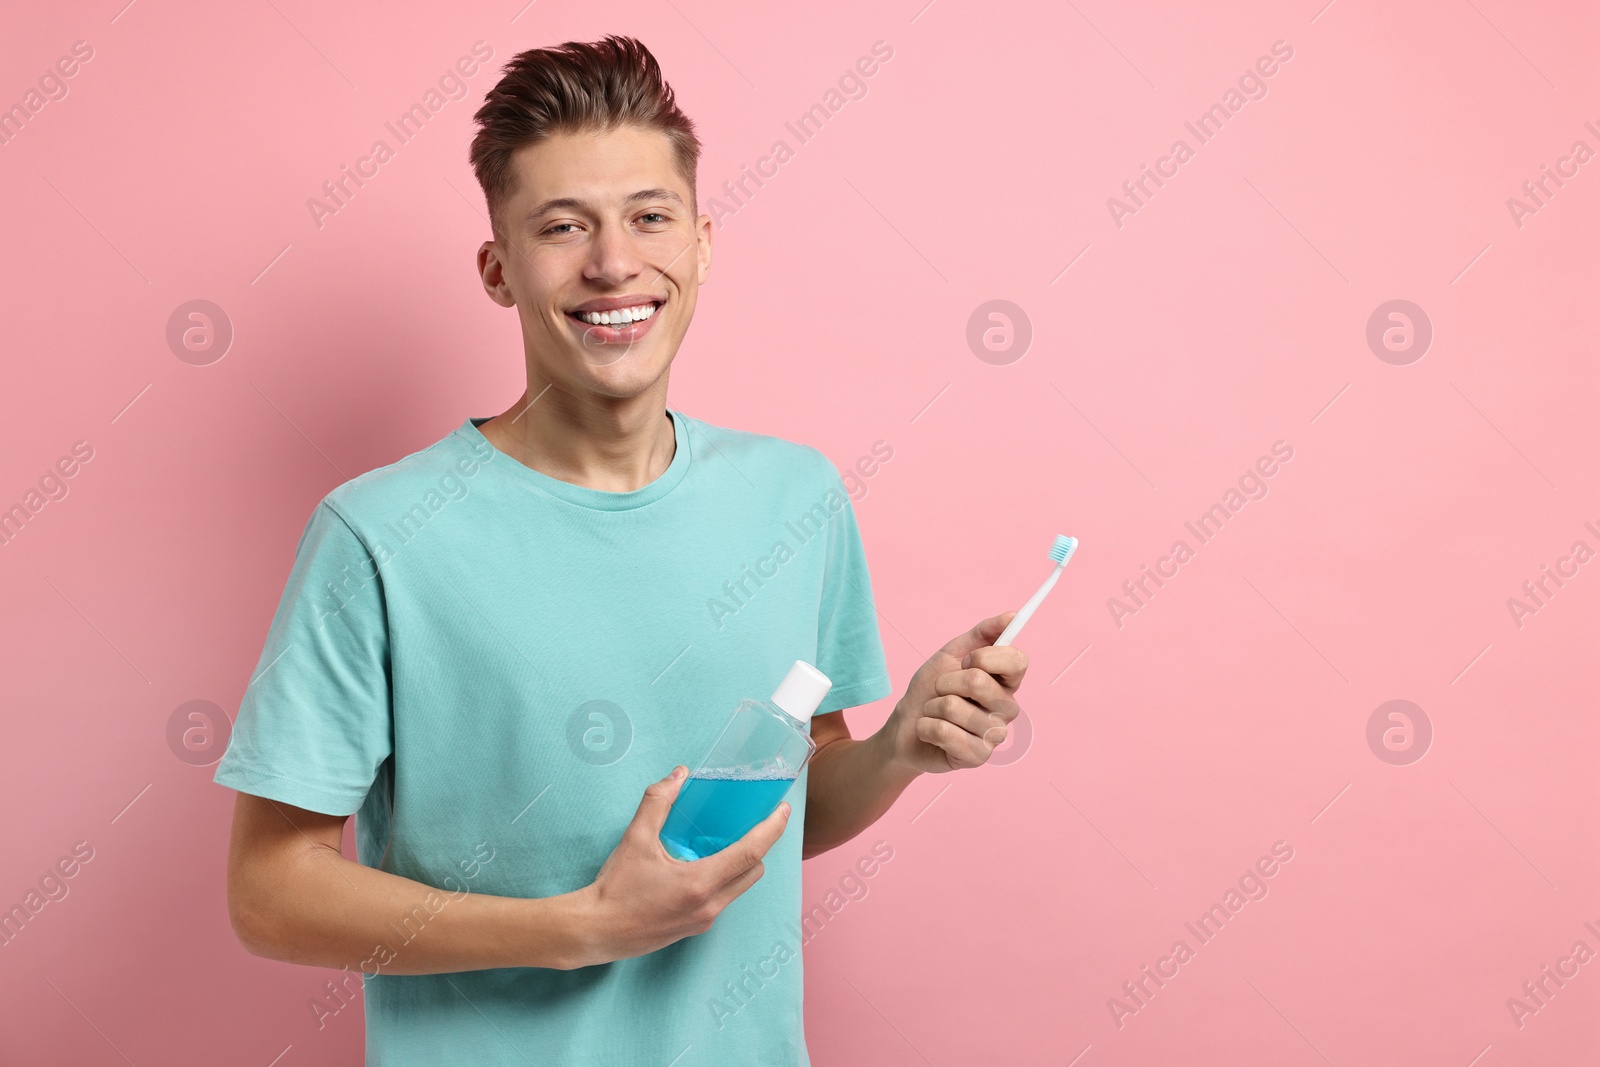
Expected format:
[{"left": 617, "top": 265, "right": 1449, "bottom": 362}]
[{"left": 659, "top": 660, "right": 832, "bottom": 861}]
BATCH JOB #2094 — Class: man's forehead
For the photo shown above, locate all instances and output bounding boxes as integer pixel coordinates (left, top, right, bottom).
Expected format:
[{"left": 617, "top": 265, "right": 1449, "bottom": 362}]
[{"left": 509, "top": 129, "right": 685, "bottom": 208}]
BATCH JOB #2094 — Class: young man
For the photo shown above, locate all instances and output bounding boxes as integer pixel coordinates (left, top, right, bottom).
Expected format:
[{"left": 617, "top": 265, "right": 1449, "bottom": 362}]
[{"left": 216, "top": 35, "right": 1029, "bottom": 1066}]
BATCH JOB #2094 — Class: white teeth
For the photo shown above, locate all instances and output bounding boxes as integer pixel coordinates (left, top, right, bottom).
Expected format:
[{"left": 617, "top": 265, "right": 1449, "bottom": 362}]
[{"left": 577, "top": 303, "right": 657, "bottom": 326}]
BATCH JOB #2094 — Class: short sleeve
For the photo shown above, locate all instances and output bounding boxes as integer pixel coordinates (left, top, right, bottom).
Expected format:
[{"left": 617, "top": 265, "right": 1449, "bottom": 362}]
[
  {"left": 213, "top": 501, "right": 394, "bottom": 816},
  {"left": 813, "top": 469, "right": 893, "bottom": 716}
]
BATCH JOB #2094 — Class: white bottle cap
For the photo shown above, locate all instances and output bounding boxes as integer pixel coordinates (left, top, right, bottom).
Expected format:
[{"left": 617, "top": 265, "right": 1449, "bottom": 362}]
[{"left": 770, "top": 660, "right": 833, "bottom": 721}]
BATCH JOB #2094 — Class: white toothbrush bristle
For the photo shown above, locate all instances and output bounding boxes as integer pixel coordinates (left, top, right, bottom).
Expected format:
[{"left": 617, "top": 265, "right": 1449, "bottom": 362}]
[{"left": 1049, "top": 535, "right": 1078, "bottom": 563}]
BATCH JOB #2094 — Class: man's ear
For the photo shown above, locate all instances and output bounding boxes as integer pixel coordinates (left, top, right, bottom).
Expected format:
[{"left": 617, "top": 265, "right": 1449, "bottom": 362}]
[
  {"left": 695, "top": 211, "right": 713, "bottom": 285},
  {"left": 478, "top": 241, "right": 516, "bottom": 308}
]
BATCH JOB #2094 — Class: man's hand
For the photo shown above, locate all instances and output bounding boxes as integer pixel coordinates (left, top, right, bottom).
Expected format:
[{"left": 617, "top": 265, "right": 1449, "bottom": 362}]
[
  {"left": 573, "top": 765, "right": 791, "bottom": 967},
  {"left": 883, "top": 612, "right": 1029, "bottom": 775}
]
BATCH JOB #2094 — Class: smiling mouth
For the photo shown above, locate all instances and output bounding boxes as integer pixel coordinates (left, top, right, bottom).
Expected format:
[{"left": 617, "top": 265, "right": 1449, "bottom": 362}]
[{"left": 566, "top": 301, "right": 662, "bottom": 327}]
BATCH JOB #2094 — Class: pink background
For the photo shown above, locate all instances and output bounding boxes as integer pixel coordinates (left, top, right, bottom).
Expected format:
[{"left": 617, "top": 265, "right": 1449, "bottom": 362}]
[{"left": 2, "top": 0, "right": 1596, "bottom": 1064}]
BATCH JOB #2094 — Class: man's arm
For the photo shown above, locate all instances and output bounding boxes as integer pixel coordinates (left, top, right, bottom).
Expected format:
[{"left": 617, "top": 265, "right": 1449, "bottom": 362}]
[
  {"left": 226, "top": 765, "right": 792, "bottom": 974},
  {"left": 803, "top": 612, "right": 1028, "bottom": 859},
  {"left": 227, "top": 792, "right": 591, "bottom": 973},
  {"left": 802, "top": 713, "right": 919, "bottom": 859}
]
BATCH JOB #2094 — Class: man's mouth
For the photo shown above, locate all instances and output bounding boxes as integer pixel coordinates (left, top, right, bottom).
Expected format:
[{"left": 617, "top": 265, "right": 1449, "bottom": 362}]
[
  {"left": 566, "top": 301, "right": 662, "bottom": 327},
  {"left": 563, "top": 297, "right": 666, "bottom": 348}
]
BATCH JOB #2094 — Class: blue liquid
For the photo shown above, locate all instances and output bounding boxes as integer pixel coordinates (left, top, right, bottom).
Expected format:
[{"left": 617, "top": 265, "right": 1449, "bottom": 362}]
[{"left": 660, "top": 774, "right": 797, "bottom": 861}]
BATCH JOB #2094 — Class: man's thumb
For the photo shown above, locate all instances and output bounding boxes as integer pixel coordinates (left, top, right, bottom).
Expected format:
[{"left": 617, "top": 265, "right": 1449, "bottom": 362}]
[
  {"left": 943, "top": 612, "right": 1017, "bottom": 661},
  {"left": 633, "top": 765, "right": 687, "bottom": 830}
]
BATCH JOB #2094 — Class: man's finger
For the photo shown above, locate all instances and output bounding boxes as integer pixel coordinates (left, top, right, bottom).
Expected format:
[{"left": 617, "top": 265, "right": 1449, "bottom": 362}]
[
  {"left": 928, "top": 668, "right": 1011, "bottom": 726},
  {"left": 934, "top": 662, "right": 1019, "bottom": 710},
  {"left": 915, "top": 715, "right": 993, "bottom": 768},
  {"left": 959, "top": 646, "right": 1029, "bottom": 691},
  {"left": 709, "top": 856, "right": 766, "bottom": 909},
  {"left": 707, "top": 799, "right": 789, "bottom": 887},
  {"left": 922, "top": 693, "right": 1007, "bottom": 740},
  {"left": 631, "top": 765, "right": 688, "bottom": 837},
  {"left": 939, "top": 612, "right": 1017, "bottom": 661}
]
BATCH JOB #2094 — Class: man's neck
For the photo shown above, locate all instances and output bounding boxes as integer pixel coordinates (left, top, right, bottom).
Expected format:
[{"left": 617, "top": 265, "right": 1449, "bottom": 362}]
[{"left": 478, "top": 385, "right": 676, "bottom": 493}]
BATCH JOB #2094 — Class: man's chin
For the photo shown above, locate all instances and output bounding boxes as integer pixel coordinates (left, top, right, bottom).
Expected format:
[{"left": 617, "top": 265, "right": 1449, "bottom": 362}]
[
  {"left": 567, "top": 353, "right": 673, "bottom": 400},
  {"left": 575, "top": 339, "right": 646, "bottom": 369}
]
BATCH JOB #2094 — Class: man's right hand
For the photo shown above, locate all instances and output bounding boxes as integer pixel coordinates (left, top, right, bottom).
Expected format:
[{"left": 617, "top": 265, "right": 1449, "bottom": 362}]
[{"left": 571, "top": 765, "right": 791, "bottom": 967}]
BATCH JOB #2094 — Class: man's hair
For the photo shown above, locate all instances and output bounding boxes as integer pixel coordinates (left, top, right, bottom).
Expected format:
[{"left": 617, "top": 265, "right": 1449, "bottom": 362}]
[{"left": 469, "top": 35, "right": 701, "bottom": 239}]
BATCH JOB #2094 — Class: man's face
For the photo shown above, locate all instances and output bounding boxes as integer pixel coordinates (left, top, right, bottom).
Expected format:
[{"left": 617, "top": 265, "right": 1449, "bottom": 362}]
[{"left": 478, "top": 125, "right": 710, "bottom": 401}]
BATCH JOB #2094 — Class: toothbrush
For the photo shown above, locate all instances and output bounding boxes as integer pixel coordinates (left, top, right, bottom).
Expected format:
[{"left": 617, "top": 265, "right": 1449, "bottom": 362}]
[{"left": 994, "top": 535, "right": 1078, "bottom": 647}]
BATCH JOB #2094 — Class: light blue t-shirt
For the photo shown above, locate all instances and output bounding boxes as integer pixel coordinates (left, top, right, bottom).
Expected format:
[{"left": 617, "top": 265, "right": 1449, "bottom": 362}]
[{"left": 214, "top": 408, "right": 892, "bottom": 1066}]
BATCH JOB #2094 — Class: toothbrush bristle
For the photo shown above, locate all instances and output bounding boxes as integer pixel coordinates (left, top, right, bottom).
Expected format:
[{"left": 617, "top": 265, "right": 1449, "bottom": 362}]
[{"left": 1049, "top": 534, "right": 1078, "bottom": 563}]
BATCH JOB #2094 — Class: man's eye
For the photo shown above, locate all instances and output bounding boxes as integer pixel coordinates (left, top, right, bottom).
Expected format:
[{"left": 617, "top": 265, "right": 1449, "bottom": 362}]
[
  {"left": 544, "top": 222, "right": 577, "bottom": 235},
  {"left": 639, "top": 213, "right": 667, "bottom": 224}
]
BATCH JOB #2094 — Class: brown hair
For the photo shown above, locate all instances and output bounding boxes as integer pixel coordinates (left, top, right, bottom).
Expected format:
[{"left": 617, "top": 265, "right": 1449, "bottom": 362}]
[{"left": 469, "top": 35, "right": 701, "bottom": 239}]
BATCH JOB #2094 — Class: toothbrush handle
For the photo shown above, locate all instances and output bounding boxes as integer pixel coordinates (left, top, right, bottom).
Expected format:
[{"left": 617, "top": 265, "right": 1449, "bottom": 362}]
[{"left": 995, "top": 565, "right": 1062, "bottom": 647}]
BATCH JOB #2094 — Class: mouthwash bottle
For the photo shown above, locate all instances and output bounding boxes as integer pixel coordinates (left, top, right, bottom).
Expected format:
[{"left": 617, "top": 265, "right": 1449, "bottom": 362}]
[{"left": 659, "top": 660, "right": 831, "bottom": 861}]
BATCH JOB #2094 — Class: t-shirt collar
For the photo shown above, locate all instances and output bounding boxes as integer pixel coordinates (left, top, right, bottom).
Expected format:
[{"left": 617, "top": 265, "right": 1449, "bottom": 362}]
[{"left": 455, "top": 407, "right": 691, "bottom": 512}]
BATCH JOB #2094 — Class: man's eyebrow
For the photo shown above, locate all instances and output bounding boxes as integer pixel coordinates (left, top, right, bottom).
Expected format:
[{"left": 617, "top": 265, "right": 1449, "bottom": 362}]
[
  {"left": 623, "top": 188, "right": 684, "bottom": 207},
  {"left": 526, "top": 188, "right": 684, "bottom": 221},
  {"left": 526, "top": 196, "right": 585, "bottom": 219}
]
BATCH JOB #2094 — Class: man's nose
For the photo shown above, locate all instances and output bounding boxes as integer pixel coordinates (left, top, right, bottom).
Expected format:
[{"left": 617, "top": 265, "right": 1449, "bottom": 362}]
[{"left": 584, "top": 221, "right": 643, "bottom": 284}]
